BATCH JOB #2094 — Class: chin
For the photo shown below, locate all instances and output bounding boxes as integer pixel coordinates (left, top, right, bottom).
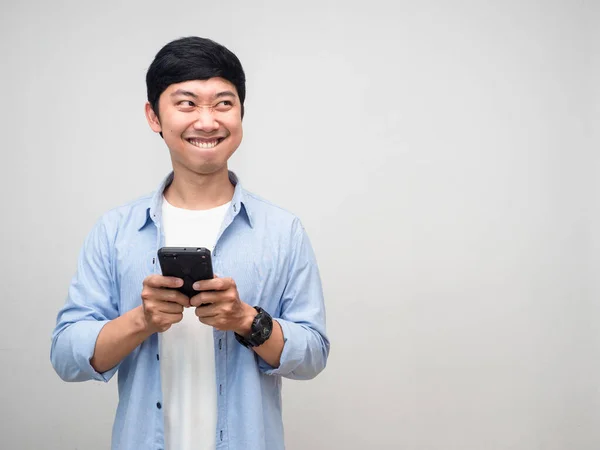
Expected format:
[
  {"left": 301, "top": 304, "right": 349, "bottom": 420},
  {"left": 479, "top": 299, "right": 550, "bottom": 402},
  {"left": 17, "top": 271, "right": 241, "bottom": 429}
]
[
  {"left": 179, "top": 161, "right": 228, "bottom": 176},
  {"left": 170, "top": 148, "right": 236, "bottom": 176}
]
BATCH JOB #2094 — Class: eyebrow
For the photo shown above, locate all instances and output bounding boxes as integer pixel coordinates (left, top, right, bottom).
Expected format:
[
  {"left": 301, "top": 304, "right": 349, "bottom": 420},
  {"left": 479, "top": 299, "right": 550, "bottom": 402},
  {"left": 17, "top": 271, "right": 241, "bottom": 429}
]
[
  {"left": 170, "top": 89, "right": 237, "bottom": 100},
  {"left": 170, "top": 89, "right": 198, "bottom": 99},
  {"left": 213, "top": 90, "right": 236, "bottom": 99}
]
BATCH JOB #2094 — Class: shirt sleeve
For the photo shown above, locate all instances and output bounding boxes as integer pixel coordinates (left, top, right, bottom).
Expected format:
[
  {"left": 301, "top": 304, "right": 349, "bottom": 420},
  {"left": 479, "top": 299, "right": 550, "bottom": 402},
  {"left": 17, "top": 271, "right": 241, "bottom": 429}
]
[
  {"left": 258, "top": 219, "right": 330, "bottom": 380},
  {"left": 50, "top": 215, "right": 120, "bottom": 382}
]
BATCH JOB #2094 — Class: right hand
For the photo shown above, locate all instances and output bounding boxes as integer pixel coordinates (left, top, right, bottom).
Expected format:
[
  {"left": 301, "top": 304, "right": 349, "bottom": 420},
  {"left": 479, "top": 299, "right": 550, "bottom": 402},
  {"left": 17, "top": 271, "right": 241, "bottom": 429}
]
[{"left": 141, "top": 275, "right": 190, "bottom": 333}]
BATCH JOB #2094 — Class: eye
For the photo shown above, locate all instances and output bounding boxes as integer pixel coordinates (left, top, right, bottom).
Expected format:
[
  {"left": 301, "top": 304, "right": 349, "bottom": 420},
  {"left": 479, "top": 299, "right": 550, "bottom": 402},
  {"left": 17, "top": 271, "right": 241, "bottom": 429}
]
[
  {"left": 215, "top": 100, "right": 234, "bottom": 111},
  {"left": 178, "top": 100, "right": 196, "bottom": 108}
]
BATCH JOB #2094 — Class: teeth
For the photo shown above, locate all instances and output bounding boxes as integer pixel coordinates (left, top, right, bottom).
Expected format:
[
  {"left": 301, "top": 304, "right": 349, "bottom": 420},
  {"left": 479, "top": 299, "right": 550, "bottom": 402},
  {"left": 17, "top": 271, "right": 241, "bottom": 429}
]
[{"left": 188, "top": 139, "right": 220, "bottom": 149}]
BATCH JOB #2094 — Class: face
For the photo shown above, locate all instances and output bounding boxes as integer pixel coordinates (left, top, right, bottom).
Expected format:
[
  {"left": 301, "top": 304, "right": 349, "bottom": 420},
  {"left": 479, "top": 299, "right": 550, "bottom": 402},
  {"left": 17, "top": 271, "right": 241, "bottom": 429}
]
[{"left": 145, "top": 77, "right": 243, "bottom": 176}]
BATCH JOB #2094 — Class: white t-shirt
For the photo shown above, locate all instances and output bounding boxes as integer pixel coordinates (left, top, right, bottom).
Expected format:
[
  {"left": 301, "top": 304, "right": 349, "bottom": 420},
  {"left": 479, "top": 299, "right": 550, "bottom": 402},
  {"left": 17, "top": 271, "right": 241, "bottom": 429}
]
[{"left": 159, "top": 196, "right": 230, "bottom": 450}]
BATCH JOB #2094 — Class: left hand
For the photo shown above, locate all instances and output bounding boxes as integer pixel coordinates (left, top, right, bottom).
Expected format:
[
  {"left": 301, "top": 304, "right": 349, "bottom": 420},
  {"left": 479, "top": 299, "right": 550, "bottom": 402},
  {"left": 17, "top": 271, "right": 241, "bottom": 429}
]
[{"left": 191, "top": 276, "right": 256, "bottom": 335}]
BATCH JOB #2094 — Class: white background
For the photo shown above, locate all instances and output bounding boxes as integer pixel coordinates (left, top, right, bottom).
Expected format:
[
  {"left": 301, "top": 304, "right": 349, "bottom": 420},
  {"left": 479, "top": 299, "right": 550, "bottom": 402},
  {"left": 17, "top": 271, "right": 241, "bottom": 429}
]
[{"left": 0, "top": 1, "right": 598, "bottom": 448}]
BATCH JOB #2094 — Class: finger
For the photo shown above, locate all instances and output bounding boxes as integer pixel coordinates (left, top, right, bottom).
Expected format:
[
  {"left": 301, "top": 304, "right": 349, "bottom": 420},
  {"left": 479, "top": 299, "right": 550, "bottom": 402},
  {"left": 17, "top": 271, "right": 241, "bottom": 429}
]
[
  {"left": 189, "top": 290, "right": 221, "bottom": 307},
  {"left": 193, "top": 276, "right": 232, "bottom": 292},
  {"left": 155, "top": 288, "right": 191, "bottom": 308},
  {"left": 144, "top": 307, "right": 183, "bottom": 332},
  {"left": 198, "top": 315, "right": 219, "bottom": 328},
  {"left": 157, "top": 301, "right": 184, "bottom": 314},
  {"left": 145, "top": 274, "right": 184, "bottom": 289},
  {"left": 158, "top": 312, "right": 184, "bottom": 328},
  {"left": 171, "top": 314, "right": 185, "bottom": 326},
  {"left": 195, "top": 304, "right": 219, "bottom": 319}
]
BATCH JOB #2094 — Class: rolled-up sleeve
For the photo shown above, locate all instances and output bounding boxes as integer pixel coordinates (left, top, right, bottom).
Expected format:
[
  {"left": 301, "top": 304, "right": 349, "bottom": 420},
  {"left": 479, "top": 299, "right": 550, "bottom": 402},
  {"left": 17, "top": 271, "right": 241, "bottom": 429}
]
[
  {"left": 258, "top": 219, "right": 330, "bottom": 380},
  {"left": 50, "top": 216, "right": 120, "bottom": 383}
]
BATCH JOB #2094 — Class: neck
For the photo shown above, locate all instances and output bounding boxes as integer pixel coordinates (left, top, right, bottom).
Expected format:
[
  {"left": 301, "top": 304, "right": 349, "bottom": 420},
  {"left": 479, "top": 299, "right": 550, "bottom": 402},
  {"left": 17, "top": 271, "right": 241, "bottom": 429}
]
[{"left": 164, "top": 165, "right": 234, "bottom": 210}]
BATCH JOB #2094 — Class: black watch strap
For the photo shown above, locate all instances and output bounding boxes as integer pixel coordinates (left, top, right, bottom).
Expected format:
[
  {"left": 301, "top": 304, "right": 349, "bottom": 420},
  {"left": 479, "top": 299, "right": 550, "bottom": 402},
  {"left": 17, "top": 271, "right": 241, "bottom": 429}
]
[{"left": 235, "top": 307, "right": 273, "bottom": 348}]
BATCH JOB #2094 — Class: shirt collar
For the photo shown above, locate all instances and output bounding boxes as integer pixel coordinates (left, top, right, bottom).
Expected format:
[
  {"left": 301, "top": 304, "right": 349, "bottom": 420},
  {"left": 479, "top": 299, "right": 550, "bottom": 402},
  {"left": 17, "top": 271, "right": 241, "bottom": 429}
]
[{"left": 137, "top": 170, "right": 253, "bottom": 231}]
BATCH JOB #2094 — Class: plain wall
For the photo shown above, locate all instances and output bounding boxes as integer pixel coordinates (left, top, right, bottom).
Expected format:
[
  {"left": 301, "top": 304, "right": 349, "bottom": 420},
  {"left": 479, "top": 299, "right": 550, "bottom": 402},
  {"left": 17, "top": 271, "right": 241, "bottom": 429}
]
[
  {"left": 0, "top": 1, "right": 598, "bottom": 449},
  {"left": 587, "top": 2, "right": 600, "bottom": 448}
]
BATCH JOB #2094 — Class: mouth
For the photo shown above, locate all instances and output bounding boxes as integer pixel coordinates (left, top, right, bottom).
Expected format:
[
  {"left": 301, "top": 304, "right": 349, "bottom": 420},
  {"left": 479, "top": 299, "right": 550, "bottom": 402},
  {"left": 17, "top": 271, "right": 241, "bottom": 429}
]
[{"left": 186, "top": 137, "right": 225, "bottom": 149}]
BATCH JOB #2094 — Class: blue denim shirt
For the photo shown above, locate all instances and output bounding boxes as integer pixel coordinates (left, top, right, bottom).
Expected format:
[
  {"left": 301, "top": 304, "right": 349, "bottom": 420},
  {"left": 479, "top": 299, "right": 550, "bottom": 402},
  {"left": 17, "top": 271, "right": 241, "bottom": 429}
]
[{"left": 50, "top": 171, "right": 329, "bottom": 450}]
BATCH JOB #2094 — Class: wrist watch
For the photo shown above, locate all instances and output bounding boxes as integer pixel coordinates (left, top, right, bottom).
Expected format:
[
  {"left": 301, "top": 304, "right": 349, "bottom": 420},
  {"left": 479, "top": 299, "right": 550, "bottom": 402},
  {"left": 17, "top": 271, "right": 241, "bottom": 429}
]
[{"left": 235, "top": 306, "right": 273, "bottom": 348}]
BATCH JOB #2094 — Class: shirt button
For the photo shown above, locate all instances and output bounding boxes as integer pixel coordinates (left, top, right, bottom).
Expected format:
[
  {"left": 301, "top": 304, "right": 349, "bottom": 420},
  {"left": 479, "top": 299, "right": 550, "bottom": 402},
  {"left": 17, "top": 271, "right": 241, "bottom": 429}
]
[
  {"left": 219, "top": 384, "right": 222, "bottom": 395},
  {"left": 156, "top": 402, "right": 162, "bottom": 409},
  {"left": 233, "top": 204, "right": 237, "bottom": 212},
  {"left": 156, "top": 354, "right": 160, "bottom": 361},
  {"left": 219, "top": 339, "right": 222, "bottom": 350}
]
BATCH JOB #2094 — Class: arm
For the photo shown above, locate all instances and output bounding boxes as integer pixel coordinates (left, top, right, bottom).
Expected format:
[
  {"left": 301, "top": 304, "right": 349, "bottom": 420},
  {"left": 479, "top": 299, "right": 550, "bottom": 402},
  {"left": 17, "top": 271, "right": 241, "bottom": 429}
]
[
  {"left": 50, "top": 217, "right": 121, "bottom": 382},
  {"left": 89, "top": 306, "right": 152, "bottom": 373},
  {"left": 257, "top": 219, "right": 330, "bottom": 380},
  {"left": 90, "top": 275, "right": 190, "bottom": 373},
  {"left": 192, "top": 219, "right": 329, "bottom": 379},
  {"left": 191, "top": 279, "right": 286, "bottom": 368},
  {"left": 50, "top": 215, "right": 190, "bottom": 380},
  {"left": 234, "top": 303, "right": 285, "bottom": 368}
]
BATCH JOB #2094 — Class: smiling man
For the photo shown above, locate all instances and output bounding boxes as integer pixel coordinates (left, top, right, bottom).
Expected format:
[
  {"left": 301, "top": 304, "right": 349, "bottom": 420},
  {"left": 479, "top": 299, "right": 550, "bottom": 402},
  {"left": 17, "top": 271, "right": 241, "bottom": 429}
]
[{"left": 50, "top": 37, "right": 329, "bottom": 450}]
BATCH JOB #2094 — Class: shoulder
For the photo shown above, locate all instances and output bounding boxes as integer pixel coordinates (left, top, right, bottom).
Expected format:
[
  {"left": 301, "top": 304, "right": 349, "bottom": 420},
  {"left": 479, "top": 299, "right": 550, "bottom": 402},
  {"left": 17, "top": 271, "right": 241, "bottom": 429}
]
[
  {"left": 241, "top": 188, "right": 305, "bottom": 235},
  {"left": 92, "top": 192, "right": 153, "bottom": 241}
]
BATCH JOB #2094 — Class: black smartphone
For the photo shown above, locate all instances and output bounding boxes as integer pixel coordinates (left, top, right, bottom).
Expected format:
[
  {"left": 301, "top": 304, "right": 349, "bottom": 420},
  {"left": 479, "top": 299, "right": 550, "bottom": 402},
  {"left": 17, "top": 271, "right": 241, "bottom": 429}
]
[{"left": 157, "top": 247, "right": 214, "bottom": 298}]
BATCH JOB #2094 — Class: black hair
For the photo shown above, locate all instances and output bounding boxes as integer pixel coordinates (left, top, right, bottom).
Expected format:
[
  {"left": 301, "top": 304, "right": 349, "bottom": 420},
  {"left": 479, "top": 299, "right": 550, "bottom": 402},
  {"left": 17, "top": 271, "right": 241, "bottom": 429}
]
[{"left": 146, "top": 36, "right": 246, "bottom": 120}]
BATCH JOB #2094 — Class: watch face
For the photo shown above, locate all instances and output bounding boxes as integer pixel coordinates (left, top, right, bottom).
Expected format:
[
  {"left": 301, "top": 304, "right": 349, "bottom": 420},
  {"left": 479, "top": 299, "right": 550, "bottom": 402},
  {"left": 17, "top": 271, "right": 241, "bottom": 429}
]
[
  {"left": 261, "top": 325, "right": 271, "bottom": 339},
  {"left": 255, "top": 314, "right": 272, "bottom": 340}
]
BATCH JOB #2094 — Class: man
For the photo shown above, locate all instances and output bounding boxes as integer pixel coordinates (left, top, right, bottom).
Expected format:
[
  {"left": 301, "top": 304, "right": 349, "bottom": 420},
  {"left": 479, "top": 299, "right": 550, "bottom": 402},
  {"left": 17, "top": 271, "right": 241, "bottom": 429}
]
[{"left": 50, "top": 36, "right": 329, "bottom": 450}]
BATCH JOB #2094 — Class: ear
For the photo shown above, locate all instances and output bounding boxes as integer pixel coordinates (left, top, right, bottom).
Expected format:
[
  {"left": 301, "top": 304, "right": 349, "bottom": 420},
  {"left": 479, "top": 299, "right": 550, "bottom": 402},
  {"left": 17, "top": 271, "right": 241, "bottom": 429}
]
[{"left": 145, "top": 102, "right": 162, "bottom": 133}]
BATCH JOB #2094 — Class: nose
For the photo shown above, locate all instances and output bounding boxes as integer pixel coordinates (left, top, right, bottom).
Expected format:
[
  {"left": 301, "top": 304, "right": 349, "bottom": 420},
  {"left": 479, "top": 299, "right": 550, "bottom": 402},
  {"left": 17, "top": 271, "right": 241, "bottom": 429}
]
[{"left": 193, "top": 107, "right": 219, "bottom": 132}]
